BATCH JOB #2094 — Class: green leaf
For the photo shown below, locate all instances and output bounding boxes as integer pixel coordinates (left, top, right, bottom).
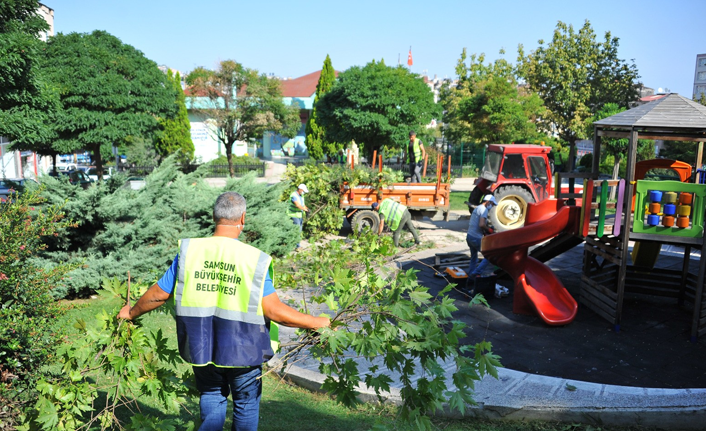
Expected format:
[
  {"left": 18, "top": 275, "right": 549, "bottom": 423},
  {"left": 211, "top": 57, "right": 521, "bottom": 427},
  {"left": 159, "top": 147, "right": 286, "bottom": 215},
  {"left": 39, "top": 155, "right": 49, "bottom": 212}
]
[
  {"left": 35, "top": 396, "right": 59, "bottom": 430},
  {"left": 408, "top": 290, "right": 432, "bottom": 305}
]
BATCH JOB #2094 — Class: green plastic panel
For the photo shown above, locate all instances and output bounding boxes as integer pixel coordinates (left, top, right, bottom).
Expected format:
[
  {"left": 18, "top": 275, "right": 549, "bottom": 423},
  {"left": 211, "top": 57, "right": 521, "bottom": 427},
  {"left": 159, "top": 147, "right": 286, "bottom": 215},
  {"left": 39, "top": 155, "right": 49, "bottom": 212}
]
[{"left": 633, "top": 180, "right": 706, "bottom": 238}]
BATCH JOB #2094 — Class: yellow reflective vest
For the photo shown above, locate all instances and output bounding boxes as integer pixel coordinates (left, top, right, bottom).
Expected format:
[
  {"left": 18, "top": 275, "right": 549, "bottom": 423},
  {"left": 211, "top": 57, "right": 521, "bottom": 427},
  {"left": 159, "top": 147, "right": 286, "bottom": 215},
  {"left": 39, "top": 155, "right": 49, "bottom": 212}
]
[
  {"left": 407, "top": 138, "right": 423, "bottom": 163},
  {"left": 287, "top": 191, "right": 304, "bottom": 219},
  {"left": 174, "top": 237, "right": 278, "bottom": 367},
  {"left": 379, "top": 198, "right": 406, "bottom": 231}
]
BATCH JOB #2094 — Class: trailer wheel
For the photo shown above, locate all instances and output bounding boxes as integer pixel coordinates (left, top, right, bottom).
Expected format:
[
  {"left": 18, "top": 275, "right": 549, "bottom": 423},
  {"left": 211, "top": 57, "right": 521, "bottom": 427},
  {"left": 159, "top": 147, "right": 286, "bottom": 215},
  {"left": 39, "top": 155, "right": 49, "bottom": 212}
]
[
  {"left": 352, "top": 210, "right": 380, "bottom": 233},
  {"left": 490, "top": 186, "right": 534, "bottom": 232}
]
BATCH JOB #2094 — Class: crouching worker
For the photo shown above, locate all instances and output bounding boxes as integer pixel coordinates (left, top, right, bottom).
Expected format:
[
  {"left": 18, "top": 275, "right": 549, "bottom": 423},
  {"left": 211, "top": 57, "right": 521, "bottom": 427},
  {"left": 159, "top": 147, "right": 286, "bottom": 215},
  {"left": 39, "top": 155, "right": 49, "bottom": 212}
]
[
  {"left": 118, "top": 192, "right": 330, "bottom": 431},
  {"left": 372, "top": 198, "right": 421, "bottom": 247}
]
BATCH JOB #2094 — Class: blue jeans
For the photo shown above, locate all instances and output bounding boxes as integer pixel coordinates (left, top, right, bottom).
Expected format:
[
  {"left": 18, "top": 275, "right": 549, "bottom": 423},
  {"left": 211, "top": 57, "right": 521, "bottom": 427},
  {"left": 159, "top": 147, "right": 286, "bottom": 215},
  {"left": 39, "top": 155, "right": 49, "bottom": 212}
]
[
  {"left": 291, "top": 217, "right": 303, "bottom": 231},
  {"left": 292, "top": 217, "right": 303, "bottom": 247},
  {"left": 193, "top": 365, "right": 262, "bottom": 431},
  {"left": 466, "top": 235, "right": 489, "bottom": 276}
]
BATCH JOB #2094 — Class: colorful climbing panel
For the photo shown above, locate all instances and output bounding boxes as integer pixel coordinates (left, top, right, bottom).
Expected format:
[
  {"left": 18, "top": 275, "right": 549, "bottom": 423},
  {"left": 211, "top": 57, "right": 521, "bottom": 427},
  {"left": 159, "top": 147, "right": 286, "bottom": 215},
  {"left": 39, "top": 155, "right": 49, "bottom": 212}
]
[{"left": 633, "top": 180, "right": 706, "bottom": 238}]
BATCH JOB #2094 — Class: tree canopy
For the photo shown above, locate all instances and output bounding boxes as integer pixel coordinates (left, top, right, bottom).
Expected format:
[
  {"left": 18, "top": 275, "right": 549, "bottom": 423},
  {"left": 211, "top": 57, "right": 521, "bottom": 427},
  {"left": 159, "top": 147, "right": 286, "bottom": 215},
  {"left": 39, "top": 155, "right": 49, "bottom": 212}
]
[
  {"left": 315, "top": 60, "right": 441, "bottom": 159},
  {"left": 441, "top": 49, "right": 545, "bottom": 147},
  {"left": 41, "top": 30, "right": 177, "bottom": 179},
  {"left": 517, "top": 20, "right": 640, "bottom": 155},
  {"left": 0, "top": 0, "right": 57, "bottom": 147},
  {"left": 155, "top": 70, "right": 194, "bottom": 164},
  {"left": 186, "top": 60, "right": 300, "bottom": 177},
  {"left": 305, "top": 55, "right": 338, "bottom": 161}
]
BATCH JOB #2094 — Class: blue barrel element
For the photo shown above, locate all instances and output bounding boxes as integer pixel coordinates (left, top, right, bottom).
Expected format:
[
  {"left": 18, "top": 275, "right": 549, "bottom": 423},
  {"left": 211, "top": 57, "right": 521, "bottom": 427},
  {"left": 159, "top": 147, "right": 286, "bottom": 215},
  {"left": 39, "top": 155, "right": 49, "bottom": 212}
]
[
  {"left": 649, "top": 190, "right": 663, "bottom": 203},
  {"left": 647, "top": 214, "right": 660, "bottom": 226},
  {"left": 663, "top": 203, "right": 676, "bottom": 216}
]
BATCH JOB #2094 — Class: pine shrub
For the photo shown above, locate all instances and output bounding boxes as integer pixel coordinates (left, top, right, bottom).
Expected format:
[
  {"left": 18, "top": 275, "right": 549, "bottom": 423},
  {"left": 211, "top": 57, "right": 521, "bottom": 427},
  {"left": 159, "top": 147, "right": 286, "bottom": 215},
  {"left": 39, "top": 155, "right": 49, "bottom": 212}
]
[{"left": 36, "top": 157, "right": 299, "bottom": 299}]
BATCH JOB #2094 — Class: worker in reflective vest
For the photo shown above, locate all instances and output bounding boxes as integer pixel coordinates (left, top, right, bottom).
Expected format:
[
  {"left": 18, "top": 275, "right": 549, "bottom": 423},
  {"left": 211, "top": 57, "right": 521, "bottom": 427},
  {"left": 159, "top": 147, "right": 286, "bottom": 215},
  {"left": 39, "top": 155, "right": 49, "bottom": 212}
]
[
  {"left": 287, "top": 183, "right": 309, "bottom": 248},
  {"left": 118, "top": 192, "right": 330, "bottom": 431},
  {"left": 405, "top": 131, "right": 426, "bottom": 183},
  {"left": 372, "top": 198, "right": 421, "bottom": 247}
]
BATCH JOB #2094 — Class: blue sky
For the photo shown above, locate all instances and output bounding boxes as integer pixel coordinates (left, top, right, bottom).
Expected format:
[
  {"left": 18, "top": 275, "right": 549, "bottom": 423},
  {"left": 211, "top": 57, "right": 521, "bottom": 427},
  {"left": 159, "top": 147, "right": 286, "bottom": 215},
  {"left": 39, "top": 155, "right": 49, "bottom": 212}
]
[{"left": 47, "top": 0, "right": 704, "bottom": 97}]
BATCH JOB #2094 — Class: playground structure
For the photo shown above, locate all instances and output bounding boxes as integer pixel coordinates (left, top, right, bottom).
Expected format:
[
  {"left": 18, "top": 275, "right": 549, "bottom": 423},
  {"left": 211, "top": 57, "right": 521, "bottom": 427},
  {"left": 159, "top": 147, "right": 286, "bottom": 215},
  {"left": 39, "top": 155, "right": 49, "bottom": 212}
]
[{"left": 480, "top": 95, "right": 706, "bottom": 339}]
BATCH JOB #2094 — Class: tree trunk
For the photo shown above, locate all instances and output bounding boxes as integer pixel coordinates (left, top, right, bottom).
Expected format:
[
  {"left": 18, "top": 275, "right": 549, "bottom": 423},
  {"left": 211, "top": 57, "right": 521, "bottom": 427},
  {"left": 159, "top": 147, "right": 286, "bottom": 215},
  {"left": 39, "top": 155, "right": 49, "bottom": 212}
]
[
  {"left": 610, "top": 154, "right": 621, "bottom": 201},
  {"left": 226, "top": 140, "right": 234, "bottom": 178},
  {"left": 93, "top": 144, "right": 104, "bottom": 181}
]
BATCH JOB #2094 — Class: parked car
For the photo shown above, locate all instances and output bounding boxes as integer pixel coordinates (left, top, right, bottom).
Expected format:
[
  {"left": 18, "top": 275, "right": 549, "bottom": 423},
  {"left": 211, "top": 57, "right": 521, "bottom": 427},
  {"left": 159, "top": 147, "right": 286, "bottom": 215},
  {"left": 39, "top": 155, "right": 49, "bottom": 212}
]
[
  {"left": 86, "top": 166, "right": 114, "bottom": 181},
  {"left": 49, "top": 170, "right": 94, "bottom": 188},
  {"left": 0, "top": 178, "right": 38, "bottom": 203}
]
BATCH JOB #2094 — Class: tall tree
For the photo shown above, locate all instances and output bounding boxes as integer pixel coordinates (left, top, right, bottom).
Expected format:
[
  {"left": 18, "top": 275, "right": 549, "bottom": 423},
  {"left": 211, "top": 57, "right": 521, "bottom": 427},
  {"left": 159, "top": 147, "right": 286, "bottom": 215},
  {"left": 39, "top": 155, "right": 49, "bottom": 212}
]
[
  {"left": 441, "top": 49, "right": 545, "bottom": 147},
  {"left": 0, "top": 0, "right": 57, "bottom": 147},
  {"left": 588, "top": 103, "right": 655, "bottom": 198},
  {"left": 517, "top": 20, "right": 640, "bottom": 167},
  {"left": 42, "top": 31, "right": 177, "bottom": 179},
  {"left": 305, "top": 55, "right": 338, "bottom": 161},
  {"left": 155, "top": 70, "right": 194, "bottom": 164},
  {"left": 316, "top": 60, "right": 441, "bottom": 160},
  {"left": 186, "top": 60, "right": 300, "bottom": 177}
]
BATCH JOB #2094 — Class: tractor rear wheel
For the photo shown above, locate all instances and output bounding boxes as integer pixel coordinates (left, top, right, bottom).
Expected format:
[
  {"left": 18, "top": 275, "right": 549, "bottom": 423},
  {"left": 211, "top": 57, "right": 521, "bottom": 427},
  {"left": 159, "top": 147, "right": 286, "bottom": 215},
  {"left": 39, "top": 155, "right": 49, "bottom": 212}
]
[
  {"left": 352, "top": 210, "right": 380, "bottom": 233},
  {"left": 490, "top": 186, "right": 534, "bottom": 232}
]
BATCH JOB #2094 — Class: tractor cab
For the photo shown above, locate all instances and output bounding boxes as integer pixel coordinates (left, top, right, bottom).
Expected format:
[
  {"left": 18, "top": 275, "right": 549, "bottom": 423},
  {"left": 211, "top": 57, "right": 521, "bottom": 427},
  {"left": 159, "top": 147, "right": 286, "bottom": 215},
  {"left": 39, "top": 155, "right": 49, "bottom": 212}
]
[{"left": 470, "top": 144, "right": 554, "bottom": 231}]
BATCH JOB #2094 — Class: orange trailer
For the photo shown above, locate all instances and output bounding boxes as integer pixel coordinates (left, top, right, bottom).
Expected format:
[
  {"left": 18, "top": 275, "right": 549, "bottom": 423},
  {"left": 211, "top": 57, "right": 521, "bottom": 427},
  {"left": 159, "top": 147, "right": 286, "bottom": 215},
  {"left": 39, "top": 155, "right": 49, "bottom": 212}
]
[{"left": 340, "top": 153, "right": 452, "bottom": 232}]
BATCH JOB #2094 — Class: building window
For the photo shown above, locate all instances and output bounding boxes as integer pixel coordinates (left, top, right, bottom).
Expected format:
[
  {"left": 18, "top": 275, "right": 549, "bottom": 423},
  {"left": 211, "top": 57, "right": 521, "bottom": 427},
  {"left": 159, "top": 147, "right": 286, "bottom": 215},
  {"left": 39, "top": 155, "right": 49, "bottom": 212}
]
[
  {"left": 699, "top": 71, "right": 706, "bottom": 81},
  {"left": 696, "top": 85, "right": 706, "bottom": 95},
  {"left": 700, "top": 58, "right": 706, "bottom": 67}
]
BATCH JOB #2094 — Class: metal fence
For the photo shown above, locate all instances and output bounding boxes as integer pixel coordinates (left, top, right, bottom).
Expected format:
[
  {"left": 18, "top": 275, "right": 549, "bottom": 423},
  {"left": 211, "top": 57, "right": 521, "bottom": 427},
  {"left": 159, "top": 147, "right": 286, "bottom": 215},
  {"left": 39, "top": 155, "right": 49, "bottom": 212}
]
[{"left": 124, "top": 163, "right": 266, "bottom": 178}]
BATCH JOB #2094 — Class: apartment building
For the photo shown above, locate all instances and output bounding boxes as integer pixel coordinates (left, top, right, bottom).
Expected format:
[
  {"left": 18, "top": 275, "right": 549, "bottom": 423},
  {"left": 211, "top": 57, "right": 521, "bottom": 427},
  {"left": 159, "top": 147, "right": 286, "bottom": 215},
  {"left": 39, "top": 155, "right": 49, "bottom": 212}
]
[{"left": 695, "top": 53, "right": 706, "bottom": 100}]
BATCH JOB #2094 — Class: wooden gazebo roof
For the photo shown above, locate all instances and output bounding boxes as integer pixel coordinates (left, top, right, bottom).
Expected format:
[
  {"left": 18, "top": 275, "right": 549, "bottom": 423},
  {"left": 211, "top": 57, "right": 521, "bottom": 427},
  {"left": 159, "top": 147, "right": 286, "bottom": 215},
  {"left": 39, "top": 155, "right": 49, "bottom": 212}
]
[{"left": 594, "top": 93, "right": 706, "bottom": 136}]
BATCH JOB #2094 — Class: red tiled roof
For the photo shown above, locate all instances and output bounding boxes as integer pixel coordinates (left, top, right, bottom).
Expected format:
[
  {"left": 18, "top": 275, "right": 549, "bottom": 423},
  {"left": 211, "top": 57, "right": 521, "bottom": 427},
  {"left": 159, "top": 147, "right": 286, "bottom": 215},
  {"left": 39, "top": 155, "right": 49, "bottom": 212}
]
[
  {"left": 640, "top": 94, "right": 668, "bottom": 103},
  {"left": 185, "top": 70, "right": 339, "bottom": 99},
  {"left": 280, "top": 70, "right": 339, "bottom": 98}
]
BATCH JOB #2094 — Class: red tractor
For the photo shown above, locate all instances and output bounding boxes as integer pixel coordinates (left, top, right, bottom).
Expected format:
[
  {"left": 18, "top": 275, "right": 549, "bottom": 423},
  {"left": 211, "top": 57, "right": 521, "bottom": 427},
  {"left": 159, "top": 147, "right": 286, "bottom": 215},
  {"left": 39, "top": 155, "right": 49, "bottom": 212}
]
[{"left": 469, "top": 144, "right": 556, "bottom": 231}]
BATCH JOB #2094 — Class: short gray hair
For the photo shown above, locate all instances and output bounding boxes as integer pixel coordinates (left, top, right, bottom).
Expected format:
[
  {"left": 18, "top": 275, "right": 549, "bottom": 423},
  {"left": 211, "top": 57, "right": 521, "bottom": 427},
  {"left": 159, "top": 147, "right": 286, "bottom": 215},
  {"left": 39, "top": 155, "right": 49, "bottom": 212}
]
[{"left": 213, "top": 192, "right": 246, "bottom": 222}]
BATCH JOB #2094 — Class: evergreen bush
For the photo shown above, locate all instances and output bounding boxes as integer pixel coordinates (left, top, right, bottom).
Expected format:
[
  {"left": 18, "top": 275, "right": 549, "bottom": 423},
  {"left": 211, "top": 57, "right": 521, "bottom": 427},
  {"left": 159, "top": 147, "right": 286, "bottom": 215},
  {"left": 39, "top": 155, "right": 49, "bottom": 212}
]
[{"left": 36, "top": 157, "right": 298, "bottom": 299}]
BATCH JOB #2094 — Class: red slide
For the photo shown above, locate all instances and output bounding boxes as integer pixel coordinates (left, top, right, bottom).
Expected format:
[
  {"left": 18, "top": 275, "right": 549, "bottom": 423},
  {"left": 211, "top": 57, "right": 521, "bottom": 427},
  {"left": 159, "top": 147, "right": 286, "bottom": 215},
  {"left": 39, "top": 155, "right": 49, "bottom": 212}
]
[{"left": 481, "top": 199, "right": 581, "bottom": 325}]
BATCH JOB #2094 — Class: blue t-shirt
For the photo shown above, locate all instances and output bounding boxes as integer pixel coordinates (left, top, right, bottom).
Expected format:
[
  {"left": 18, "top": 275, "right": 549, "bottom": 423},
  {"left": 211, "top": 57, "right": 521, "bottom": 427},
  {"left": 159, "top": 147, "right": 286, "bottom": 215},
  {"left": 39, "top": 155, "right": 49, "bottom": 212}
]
[
  {"left": 467, "top": 204, "right": 489, "bottom": 240},
  {"left": 157, "top": 253, "right": 275, "bottom": 297}
]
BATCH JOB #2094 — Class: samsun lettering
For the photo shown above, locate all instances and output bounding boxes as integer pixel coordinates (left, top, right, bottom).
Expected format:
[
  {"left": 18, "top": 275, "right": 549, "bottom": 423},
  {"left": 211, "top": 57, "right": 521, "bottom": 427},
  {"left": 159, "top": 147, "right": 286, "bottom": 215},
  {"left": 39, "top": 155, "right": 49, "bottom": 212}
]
[{"left": 203, "top": 260, "right": 237, "bottom": 272}]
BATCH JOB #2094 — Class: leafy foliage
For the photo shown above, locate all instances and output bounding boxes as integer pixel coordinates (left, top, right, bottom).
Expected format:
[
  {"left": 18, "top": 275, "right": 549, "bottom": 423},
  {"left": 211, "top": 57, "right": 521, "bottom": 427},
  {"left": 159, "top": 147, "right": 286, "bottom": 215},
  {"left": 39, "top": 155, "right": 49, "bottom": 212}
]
[
  {"left": 587, "top": 103, "right": 655, "bottom": 188},
  {"left": 41, "top": 30, "right": 177, "bottom": 180},
  {"left": 441, "top": 49, "right": 545, "bottom": 146},
  {"left": 36, "top": 157, "right": 298, "bottom": 299},
  {"left": 518, "top": 20, "right": 640, "bottom": 150},
  {"left": 316, "top": 60, "right": 441, "bottom": 160},
  {"left": 305, "top": 55, "right": 340, "bottom": 161},
  {"left": 186, "top": 60, "right": 300, "bottom": 177},
  {"left": 0, "top": 0, "right": 57, "bottom": 147},
  {"left": 0, "top": 187, "right": 80, "bottom": 429},
  {"left": 155, "top": 70, "right": 194, "bottom": 165},
  {"left": 275, "top": 232, "right": 501, "bottom": 429},
  {"left": 27, "top": 280, "right": 196, "bottom": 430}
]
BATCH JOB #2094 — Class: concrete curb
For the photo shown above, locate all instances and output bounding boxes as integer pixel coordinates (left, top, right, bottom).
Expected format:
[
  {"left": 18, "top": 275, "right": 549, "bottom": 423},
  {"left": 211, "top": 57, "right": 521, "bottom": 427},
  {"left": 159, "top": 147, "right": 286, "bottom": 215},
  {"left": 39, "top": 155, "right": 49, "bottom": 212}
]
[{"left": 271, "top": 361, "right": 706, "bottom": 430}]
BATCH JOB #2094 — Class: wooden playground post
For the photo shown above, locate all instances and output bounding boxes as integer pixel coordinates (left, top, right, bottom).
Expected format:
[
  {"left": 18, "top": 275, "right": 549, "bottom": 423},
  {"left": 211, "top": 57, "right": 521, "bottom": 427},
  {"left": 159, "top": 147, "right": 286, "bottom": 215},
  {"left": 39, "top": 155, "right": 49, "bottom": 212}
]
[{"left": 371, "top": 150, "right": 377, "bottom": 170}]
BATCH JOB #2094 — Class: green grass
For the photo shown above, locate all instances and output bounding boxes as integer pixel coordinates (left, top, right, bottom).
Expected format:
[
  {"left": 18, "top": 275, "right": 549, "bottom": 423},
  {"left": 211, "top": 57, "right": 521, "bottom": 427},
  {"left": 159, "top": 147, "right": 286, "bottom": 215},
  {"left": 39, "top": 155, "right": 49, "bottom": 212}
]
[
  {"left": 450, "top": 191, "right": 472, "bottom": 212},
  {"left": 53, "top": 294, "right": 654, "bottom": 431}
]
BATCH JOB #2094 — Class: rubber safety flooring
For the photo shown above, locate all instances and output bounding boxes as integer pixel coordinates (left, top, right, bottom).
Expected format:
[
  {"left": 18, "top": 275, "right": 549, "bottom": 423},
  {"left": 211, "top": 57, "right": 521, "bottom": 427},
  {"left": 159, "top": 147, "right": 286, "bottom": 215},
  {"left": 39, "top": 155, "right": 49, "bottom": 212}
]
[{"left": 405, "top": 245, "right": 706, "bottom": 389}]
